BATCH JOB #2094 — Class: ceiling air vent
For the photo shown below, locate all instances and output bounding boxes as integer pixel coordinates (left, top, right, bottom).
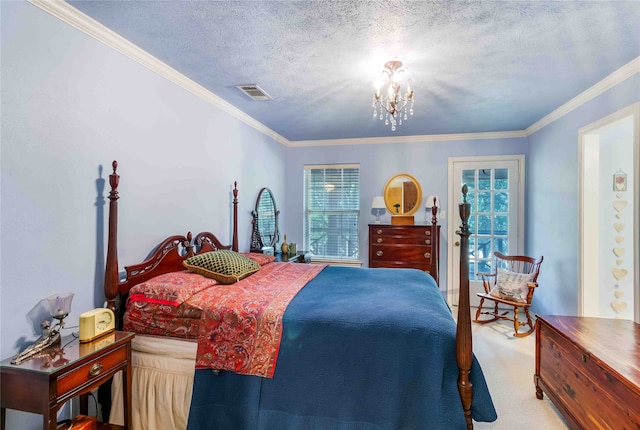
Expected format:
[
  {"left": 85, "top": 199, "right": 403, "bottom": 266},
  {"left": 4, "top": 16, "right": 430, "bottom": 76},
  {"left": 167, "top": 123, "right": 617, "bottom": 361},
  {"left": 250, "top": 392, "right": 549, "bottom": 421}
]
[{"left": 236, "top": 84, "right": 273, "bottom": 101}]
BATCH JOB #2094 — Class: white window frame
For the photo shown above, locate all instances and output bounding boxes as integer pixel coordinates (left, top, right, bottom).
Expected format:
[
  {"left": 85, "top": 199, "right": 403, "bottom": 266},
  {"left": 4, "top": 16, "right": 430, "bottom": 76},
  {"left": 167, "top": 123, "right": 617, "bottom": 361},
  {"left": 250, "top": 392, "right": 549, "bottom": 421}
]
[{"left": 304, "top": 164, "right": 360, "bottom": 264}]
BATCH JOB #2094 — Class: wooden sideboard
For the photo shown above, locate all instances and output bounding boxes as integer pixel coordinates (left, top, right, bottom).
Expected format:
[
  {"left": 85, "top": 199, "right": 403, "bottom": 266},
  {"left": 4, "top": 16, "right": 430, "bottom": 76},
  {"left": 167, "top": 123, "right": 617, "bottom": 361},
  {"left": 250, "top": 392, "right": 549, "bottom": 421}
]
[
  {"left": 535, "top": 315, "right": 640, "bottom": 429},
  {"left": 368, "top": 224, "right": 440, "bottom": 281}
]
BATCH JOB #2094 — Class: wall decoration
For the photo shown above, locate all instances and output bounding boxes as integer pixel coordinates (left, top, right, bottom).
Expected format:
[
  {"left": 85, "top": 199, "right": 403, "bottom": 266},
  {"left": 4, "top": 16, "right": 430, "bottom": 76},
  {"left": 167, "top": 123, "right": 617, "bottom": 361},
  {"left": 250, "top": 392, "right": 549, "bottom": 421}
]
[
  {"left": 610, "top": 191, "right": 628, "bottom": 317},
  {"left": 610, "top": 301, "right": 627, "bottom": 313},
  {"left": 613, "top": 169, "right": 627, "bottom": 191},
  {"left": 611, "top": 267, "right": 628, "bottom": 280},
  {"left": 612, "top": 200, "right": 628, "bottom": 212}
]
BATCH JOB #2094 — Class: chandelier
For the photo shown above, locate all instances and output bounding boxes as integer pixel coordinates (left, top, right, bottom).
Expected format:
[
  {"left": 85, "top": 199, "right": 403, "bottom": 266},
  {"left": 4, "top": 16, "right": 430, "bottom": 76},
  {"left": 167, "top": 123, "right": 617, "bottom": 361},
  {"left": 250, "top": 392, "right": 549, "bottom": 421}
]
[{"left": 373, "top": 60, "right": 414, "bottom": 131}]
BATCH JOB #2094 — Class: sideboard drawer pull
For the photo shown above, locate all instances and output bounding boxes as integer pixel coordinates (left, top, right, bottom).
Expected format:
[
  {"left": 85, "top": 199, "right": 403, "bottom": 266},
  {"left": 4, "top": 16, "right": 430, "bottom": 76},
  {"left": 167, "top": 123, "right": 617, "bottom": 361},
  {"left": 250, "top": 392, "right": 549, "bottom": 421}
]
[
  {"left": 376, "top": 238, "right": 383, "bottom": 243},
  {"left": 424, "top": 252, "right": 431, "bottom": 259},
  {"left": 376, "top": 250, "right": 383, "bottom": 257},
  {"left": 376, "top": 229, "right": 382, "bottom": 235},
  {"left": 88, "top": 363, "right": 103, "bottom": 377},
  {"left": 424, "top": 230, "right": 431, "bottom": 236},
  {"left": 424, "top": 239, "right": 431, "bottom": 245}
]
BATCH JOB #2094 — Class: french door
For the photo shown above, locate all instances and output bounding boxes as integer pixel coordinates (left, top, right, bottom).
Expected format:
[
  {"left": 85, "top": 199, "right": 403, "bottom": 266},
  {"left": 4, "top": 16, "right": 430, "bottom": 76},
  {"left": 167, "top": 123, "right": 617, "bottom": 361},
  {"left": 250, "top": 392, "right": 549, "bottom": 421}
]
[{"left": 448, "top": 156, "right": 525, "bottom": 309}]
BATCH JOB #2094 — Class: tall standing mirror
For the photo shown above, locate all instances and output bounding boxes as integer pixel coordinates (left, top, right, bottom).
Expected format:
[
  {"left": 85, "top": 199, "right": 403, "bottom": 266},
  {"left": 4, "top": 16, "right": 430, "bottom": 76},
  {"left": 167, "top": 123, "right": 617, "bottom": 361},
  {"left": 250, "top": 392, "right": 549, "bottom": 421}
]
[{"left": 250, "top": 187, "right": 280, "bottom": 252}]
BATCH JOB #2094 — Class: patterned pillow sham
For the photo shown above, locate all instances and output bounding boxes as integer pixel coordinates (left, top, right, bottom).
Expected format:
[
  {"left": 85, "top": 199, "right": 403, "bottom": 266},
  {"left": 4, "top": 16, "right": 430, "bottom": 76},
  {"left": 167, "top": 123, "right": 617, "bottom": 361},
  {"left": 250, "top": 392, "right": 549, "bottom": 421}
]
[
  {"left": 183, "top": 250, "right": 261, "bottom": 284},
  {"left": 240, "top": 252, "right": 277, "bottom": 266},
  {"left": 127, "top": 271, "right": 217, "bottom": 306},
  {"left": 489, "top": 268, "right": 535, "bottom": 303}
]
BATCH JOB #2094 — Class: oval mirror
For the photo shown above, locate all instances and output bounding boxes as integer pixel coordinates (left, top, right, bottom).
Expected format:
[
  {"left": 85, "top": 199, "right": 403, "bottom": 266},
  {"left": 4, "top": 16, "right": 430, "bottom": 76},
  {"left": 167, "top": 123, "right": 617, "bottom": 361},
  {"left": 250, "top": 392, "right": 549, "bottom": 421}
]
[
  {"left": 383, "top": 173, "right": 422, "bottom": 216},
  {"left": 250, "top": 188, "right": 279, "bottom": 252}
]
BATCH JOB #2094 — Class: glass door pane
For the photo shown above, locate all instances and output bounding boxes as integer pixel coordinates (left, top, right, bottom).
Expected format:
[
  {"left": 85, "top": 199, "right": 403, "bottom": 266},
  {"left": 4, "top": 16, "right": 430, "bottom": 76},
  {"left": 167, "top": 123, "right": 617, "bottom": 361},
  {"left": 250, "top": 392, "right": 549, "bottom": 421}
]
[{"left": 461, "top": 168, "right": 511, "bottom": 282}]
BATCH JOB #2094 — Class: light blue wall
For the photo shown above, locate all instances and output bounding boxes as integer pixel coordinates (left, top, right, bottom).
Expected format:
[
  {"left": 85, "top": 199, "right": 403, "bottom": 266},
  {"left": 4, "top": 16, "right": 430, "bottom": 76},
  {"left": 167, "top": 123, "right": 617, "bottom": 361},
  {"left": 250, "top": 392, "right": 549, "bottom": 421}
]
[
  {"left": 2, "top": 1, "right": 639, "bottom": 429},
  {"left": 526, "top": 74, "right": 640, "bottom": 316},
  {"left": 284, "top": 138, "right": 528, "bottom": 287},
  {"left": 1, "top": 3, "right": 285, "bottom": 428}
]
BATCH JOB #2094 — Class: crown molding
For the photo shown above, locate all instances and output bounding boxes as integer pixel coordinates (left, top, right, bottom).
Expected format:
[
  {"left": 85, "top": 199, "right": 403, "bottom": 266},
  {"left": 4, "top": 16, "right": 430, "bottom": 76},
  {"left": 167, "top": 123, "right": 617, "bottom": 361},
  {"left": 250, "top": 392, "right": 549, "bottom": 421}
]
[
  {"left": 28, "top": 0, "right": 291, "bottom": 146},
  {"left": 29, "top": 1, "right": 639, "bottom": 147},
  {"left": 525, "top": 56, "right": 640, "bottom": 136},
  {"left": 287, "top": 130, "right": 527, "bottom": 147}
]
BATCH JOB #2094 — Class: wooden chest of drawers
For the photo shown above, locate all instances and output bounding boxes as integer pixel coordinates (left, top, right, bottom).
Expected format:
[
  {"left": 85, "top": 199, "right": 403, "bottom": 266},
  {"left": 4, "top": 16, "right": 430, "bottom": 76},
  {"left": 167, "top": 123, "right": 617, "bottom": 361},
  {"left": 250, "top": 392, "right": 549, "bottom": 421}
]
[
  {"left": 535, "top": 315, "right": 640, "bottom": 430},
  {"left": 368, "top": 224, "right": 440, "bottom": 279}
]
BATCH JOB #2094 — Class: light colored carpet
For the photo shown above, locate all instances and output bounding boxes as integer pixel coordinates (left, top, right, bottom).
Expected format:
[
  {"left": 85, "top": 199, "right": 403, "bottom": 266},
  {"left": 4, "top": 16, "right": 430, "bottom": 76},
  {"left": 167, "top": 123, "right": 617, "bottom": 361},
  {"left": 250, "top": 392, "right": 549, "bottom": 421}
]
[{"left": 458, "top": 310, "right": 571, "bottom": 429}]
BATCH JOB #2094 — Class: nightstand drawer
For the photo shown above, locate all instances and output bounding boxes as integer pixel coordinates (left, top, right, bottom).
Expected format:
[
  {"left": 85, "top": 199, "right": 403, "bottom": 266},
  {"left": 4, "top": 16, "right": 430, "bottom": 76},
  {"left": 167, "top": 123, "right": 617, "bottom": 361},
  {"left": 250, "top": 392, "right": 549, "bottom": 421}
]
[{"left": 57, "top": 346, "right": 126, "bottom": 397}]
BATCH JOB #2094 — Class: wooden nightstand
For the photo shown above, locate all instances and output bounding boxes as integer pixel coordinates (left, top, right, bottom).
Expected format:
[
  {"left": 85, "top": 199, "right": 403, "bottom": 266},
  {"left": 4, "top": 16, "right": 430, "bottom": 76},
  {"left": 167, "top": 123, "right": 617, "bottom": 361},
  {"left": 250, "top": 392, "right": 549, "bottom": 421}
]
[{"left": 1, "top": 331, "right": 134, "bottom": 430}]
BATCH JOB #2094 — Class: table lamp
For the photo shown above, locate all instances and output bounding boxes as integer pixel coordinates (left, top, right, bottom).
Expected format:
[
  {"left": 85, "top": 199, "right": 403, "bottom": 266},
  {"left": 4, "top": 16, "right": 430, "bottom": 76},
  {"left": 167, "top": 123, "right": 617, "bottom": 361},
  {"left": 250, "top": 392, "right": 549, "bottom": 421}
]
[
  {"left": 12, "top": 292, "right": 74, "bottom": 364},
  {"left": 371, "top": 196, "right": 386, "bottom": 223}
]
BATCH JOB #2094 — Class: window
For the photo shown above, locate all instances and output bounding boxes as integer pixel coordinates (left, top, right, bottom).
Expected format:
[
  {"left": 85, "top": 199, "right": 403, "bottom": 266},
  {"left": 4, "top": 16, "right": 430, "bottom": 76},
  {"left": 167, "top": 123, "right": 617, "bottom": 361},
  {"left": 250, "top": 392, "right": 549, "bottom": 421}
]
[{"left": 304, "top": 164, "right": 360, "bottom": 261}]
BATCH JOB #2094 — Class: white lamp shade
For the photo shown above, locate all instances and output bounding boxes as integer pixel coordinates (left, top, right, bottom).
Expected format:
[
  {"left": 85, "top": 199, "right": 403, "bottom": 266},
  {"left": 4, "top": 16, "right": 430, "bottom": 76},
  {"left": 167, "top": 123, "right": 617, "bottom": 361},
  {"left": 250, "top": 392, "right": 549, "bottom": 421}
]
[
  {"left": 371, "top": 196, "right": 386, "bottom": 209},
  {"left": 425, "top": 195, "right": 440, "bottom": 208}
]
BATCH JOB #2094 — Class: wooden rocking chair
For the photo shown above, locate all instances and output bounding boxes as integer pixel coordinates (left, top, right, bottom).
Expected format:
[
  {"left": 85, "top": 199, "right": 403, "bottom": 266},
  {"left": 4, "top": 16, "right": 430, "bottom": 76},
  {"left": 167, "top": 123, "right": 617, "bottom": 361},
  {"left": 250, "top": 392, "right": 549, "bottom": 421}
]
[{"left": 473, "top": 251, "right": 544, "bottom": 337}]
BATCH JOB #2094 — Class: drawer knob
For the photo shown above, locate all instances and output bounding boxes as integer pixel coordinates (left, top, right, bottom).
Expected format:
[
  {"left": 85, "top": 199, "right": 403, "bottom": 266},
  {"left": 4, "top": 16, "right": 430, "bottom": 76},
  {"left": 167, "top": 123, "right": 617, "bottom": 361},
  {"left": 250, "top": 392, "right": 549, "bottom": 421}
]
[
  {"left": 88, "top": 363, "right": 103, "bottom": 377},
  {"left": 424, "top": 239, "right": 431, "bottom": 245},
  {"left": 424, "top": 252, "right": 431, "bottom": 259},
  {"left": 376, "top": 229, "right": 382, "bottom": 235},
  {"left": 376, "top": 250, "right": 383, "bottom": 257},
  {"left": 424, "top": 231, "right": 431, "bottom": 236},
  {"left": 376, "top": 238, "right": 383, "bottom": 243}
]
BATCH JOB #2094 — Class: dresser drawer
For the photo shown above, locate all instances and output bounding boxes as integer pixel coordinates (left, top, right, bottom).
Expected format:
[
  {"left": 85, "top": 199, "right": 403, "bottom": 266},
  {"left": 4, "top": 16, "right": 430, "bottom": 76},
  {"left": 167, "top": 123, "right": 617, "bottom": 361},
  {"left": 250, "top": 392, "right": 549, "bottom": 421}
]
[
  {"left": 56, "top": 346, "right": 126, "bottom": 397},
  {"left": 370, "top": 245, "right": 431, "bottom": 262},
  {"left": 371, "top": 235, "right": 432, "bottom": 246},
  {"left": 370, "top": 260, "right": 432, "bottom": 271},
  {"left": 370, "top": 226, "right": 433, "bottom": 238}
]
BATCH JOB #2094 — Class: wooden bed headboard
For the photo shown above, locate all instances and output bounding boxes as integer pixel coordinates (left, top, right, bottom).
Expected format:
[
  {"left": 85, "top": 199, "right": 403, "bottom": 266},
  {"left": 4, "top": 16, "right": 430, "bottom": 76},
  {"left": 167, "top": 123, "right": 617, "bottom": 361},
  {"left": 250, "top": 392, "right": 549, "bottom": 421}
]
[{"left": 103, "top": 160, "right": 239, "bottom": 315}]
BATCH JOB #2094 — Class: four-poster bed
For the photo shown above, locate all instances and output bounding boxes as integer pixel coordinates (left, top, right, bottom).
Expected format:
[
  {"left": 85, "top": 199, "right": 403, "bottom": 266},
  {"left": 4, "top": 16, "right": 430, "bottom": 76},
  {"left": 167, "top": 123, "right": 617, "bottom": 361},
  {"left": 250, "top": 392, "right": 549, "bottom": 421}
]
[{"left": 103, "top": 161, "right": 495, "bottom": 430}]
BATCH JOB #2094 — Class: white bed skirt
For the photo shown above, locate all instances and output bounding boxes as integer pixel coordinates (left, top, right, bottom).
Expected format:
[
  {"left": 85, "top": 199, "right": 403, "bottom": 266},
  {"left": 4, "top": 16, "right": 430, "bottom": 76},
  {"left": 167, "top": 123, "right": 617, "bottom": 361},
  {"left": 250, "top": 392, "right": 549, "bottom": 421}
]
[{"left": 110, "top": 335, "right": 198, "bottom": 430}]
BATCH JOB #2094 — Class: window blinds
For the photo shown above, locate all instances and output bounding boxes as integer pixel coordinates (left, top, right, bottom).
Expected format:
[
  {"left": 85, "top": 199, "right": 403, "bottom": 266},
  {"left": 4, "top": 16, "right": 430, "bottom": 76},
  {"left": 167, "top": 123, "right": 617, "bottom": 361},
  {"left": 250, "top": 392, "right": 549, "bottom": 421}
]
[{"left": 304, "top": 165, "right": 360, "bottom": 260}]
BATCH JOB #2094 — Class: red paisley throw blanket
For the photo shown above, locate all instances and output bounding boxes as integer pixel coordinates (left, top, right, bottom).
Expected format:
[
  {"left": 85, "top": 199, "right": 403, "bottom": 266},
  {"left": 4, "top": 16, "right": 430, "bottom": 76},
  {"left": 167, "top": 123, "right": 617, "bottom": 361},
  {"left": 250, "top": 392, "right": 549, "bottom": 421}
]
[{"left": 195, "top": 262, "right": 326, "bottom": 378}]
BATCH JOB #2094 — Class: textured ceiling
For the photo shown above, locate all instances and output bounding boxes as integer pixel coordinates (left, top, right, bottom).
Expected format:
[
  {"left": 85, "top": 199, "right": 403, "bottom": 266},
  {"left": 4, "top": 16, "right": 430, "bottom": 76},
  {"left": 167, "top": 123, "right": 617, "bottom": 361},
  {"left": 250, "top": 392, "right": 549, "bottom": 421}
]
[{"left": 67, "top": 0, "right": 640, "bottom": 142}]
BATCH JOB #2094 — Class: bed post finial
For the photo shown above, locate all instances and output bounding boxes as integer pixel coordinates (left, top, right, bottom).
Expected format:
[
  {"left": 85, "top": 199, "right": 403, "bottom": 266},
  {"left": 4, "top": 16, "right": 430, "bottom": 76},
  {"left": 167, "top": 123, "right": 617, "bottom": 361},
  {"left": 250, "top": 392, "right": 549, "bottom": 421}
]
[
  {"left": 232, "top": 182, "right": 238, "bottom": 252},
  {"left": 104, "top": 161, "right": 120, "bottom": 315},
  {"left": 456, "top": 183, "right": 473, "bottom": 429},
  {"left": 185, "top": 231, "right": 195, "bottom": 257},
  {"left": 430, "top": 196, "right": 439, "bottom": 285}
]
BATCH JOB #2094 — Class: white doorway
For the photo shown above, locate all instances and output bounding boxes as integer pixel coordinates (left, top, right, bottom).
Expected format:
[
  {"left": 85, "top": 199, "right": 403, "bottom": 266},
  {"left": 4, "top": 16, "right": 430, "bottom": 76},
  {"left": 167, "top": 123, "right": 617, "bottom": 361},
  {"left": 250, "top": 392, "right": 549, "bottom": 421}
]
[
  {"left": 579, "top": 103, "right": 639, "bottom": 322},
  {"left": 448, "top": 156, "right": 525, "bottom": 309}
]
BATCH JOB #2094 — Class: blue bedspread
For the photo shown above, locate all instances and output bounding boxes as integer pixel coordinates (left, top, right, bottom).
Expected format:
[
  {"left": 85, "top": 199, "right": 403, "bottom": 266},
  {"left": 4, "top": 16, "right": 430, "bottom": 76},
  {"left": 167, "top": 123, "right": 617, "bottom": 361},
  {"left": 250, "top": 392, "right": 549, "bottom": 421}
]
[{"left": 187, "top": 266, "right": 497, "bottom": 430}]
